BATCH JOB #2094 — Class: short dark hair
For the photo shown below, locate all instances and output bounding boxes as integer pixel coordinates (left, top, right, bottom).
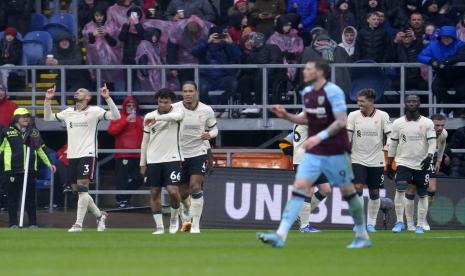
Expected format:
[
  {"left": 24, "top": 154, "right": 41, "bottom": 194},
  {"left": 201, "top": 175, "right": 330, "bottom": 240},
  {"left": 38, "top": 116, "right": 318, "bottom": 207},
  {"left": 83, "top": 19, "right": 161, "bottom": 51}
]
[
  {"left": 431, "top": 114, "right": 446, "bottom": 121},
  {"left": 366, "top": 12, "right": 379, "bottom": 19},
  {"left": 155, "top": 88, "right": 176, "bottom": 102},
  {"left": 410, "top": 12, "right": 423, "bottom": 19},
  {"left": 344, "top": 28, "right": 355, "bottom": 34},
  {"left": 357, "top": 89, "right": 376, "bottom": 100},
  {"left": 306, "top": 58, "right": 330, "bottom": 78},
  {"left": 405, "top": 94, "right": 420, "bottom": 101},
  {"left": 182, "top": 81, "right": 198, "bottom": 91}
]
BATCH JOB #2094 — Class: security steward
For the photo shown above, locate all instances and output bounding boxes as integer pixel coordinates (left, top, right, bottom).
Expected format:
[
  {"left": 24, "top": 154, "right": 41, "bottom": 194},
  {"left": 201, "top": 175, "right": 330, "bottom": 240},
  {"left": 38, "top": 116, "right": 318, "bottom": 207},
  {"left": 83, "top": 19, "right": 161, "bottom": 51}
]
[{"left": 0, "top": 108, "right": 55, "bottom": 228}]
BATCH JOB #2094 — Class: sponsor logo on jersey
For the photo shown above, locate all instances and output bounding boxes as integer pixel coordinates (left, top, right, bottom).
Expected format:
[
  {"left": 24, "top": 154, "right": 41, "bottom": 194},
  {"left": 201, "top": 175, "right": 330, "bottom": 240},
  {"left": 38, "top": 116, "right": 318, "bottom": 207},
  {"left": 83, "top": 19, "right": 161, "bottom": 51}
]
[{"left": 318, "top": 96, "right": 325, "bottom": 105}]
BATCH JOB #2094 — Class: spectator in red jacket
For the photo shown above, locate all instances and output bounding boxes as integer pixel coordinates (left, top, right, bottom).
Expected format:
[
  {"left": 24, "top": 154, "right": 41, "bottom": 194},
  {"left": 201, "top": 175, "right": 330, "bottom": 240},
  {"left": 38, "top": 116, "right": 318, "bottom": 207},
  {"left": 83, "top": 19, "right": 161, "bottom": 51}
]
[
  {"left": 0, "top": 84, "right": 17, "bottom": 128},
  {"left": 108, "top": 95, "right": 144, "bottom": 208}
]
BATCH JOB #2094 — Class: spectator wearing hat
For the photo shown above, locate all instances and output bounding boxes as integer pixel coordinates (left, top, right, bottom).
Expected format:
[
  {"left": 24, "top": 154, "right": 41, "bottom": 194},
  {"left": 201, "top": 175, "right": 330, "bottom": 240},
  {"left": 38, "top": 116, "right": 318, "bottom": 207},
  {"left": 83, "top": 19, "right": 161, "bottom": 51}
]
[
  {"left": 418, "top": 25, "right": 465, "bottom": 116},
  {"left": 40, "top": 33, "right": 89, "bottom": 92},
  {"left": 325, "top": 0, "right": 357, "bottom": 43},
  {"left": 142, "top": 0, "right": 165, "bottom": 19},
  {"left": 0, "top": 27, "right": 22, "bottom": 89},
  {"left": 228, "top": 0, "right": 257, "bottom": 17},
  {"left": 422, "top": 0, "right": 452, "bottom": 27},
  {"left": 338, "top": 26, "right": 357, "bottom": 59},
  {"left": 165, "top": 0, "right": 217, "bottom": 22},
  {"left": 191, "top": 26, "right": 241, "bottom": 107},
  {"left": 78, "top": 0, "right": 112, "bottom": 30},
  {"left": 0, "top": 108, "right": 55, "bottom": 228}
]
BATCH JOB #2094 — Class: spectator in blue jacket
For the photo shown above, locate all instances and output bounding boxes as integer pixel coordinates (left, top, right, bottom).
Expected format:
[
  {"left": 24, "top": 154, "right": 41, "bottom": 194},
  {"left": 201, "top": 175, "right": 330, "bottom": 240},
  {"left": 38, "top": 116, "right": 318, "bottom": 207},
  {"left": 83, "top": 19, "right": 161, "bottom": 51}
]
[
  {"left": 418, "top": 25, "right": 465, "bottom": 117},
  {"left": 287, "top": 0, "right": 318, "bottom": 45},
  {"left": 191, "top": 26, "right": 241, "bottom": 107}
]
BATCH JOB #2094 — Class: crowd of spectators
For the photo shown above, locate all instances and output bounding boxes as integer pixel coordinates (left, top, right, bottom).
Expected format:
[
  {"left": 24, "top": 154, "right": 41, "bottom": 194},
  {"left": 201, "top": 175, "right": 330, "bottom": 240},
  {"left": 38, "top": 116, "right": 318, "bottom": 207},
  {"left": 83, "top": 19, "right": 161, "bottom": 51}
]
[{"left": 0, "top": 0, "right": 464, "bottom": 117}]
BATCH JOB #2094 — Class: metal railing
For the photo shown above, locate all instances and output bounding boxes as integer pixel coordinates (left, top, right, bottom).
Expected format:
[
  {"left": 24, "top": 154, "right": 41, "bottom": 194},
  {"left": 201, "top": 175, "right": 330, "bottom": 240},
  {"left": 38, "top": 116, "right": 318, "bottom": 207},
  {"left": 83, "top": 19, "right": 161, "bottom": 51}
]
[{"left": 7, "top": 63, "right": 465, "bottom": 129}]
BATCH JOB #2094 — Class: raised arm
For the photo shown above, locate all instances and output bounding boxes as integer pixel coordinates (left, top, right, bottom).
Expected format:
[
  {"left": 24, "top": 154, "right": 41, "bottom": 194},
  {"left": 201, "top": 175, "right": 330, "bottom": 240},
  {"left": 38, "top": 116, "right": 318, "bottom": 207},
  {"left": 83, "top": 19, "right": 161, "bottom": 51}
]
[
  {"left": 100, "top": 84, "right": 121, "bottom": 120},
  {"left": 43, "top": 86, "right": 61, "bottom": 122}
]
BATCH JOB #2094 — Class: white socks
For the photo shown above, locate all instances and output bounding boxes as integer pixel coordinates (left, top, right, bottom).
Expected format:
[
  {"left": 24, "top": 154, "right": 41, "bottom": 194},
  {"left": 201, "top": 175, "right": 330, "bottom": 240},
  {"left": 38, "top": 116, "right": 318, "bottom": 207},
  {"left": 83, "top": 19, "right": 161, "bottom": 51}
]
[
  {"left": 298, "top": 202, "right": 311, "bottom": 228},
  {"left": 394, "top": 191, "right": 406, "bottom": 223},
  {"left": 153, "top": 213, "right": 163, "bottom": 229},
  {"left": 170, "top": 207, "right": 179, "bottom": 219},
  {"left": 367, "top": 198, "right": 380, "bottom": 226},
  {"left": 310, "top": 194, "right": 321, "bottom": 212},
  {"left": 86, "top": 194, "right": 102, "bottom": 218},
  {"left": 417, "top": 197, "right": 429, "bottom": 227},
  {"left": 405, "top": 197, "right": 415, "bottom": 228},
  {"left": 190, "top": 195, "right": 204, "bottom": 229},
  {"left": 75, "top": 192, "right": 89, "bottom": 226}
]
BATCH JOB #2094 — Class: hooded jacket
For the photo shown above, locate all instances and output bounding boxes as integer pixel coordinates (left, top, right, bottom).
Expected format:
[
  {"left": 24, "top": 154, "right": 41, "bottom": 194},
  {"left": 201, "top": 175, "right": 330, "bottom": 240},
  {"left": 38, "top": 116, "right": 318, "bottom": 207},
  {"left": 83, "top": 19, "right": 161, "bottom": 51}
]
[
  {"left": 0, "top": 37, "right": 22, "bottom": 65},
  {"left": 107, "top": 96, "right": 143, "bottom": 159},
  {"left": 325, "top": 2, "right": 357, "bottom": 43},
  {"left": 417, "top": 26, "right": 465, "bottom": 64},
  {"left": 338, "top": 26, "right": 357, "bottom": 57},
  {"left": 0, "top": 86, "right": 17, "bottom": 128}
]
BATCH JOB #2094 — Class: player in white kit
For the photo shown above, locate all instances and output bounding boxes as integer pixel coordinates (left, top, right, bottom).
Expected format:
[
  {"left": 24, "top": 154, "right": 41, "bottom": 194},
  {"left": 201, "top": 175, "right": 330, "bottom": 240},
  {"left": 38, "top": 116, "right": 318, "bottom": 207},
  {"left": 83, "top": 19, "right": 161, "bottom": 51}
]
[
  {"left": 44, "top": 85, "right": 121, "bottom": 232},
  {"left": 173, "top": 81, "right": 218, "bottom": 234},
  {"left": 347, "top": 89, "right": 391, "bottom": 233},
  {"left": 140, "top": 88, "right": 184, "bottom": 234},
  {"left": 424, "top": 114, "right": 447, "bottom": 231},
  {"left": 387, "top": 95, "right": 436, "bottom": 234}
]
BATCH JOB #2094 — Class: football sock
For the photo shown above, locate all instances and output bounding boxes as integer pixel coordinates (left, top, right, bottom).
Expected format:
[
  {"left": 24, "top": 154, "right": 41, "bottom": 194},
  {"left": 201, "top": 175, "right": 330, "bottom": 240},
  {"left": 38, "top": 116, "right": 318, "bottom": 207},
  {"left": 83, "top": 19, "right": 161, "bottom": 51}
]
[
  {"left": 310, "top": 191, "right": 326, "bottom": 212},
  {"left": 75, "top": 192, "right": 90, "bottom": 227},
  {"left": 367, "top": 198, "right": 380, "bottom": 226},
  {"left": 427, "top": 191, "right": 435, "bottom": 209},
  {"left": 153, "top": 212, "right": 163, "bottom": 229},
  {"left": 417, "top": 196, "right": 429, "bottom": 227},
  {"left": 344, "top": 191, "right": 369, "bottom": 240},
  {"left": 277, "top": 188, "right": 306, "bottom": 241},
  {"left": 394, "top": 190, "right": 406, "bottom": 223},
  {"left": 86, "top": 194, "right": 102, "bottom": 218},
  {"left": 190, "top": 192, "right": 204, "bottom": 229},
  {"left": 298, "top": 202, "right": 311, "bottom": 228},
  {"left": 170, "top": 206, "right": 179, "bottom": 220},
  {"left": 405, "top": 194, "right": 415, "bottom": 228}
]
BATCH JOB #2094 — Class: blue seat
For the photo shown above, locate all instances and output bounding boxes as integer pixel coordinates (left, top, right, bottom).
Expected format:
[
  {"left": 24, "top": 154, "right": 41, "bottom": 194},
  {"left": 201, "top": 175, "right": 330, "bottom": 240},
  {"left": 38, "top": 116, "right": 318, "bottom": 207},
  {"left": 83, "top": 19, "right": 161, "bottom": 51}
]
[
  {"left": 30, "top": 13, "right": 49, "bottom": 32},
  {"left": 349, "top": 60, "right": 387, "bottom": 102},
  {"left": 36, "top": 152, "right": 57, "bottom": 190},
  {"left": 23, "top": 42, "right": 45, "bottom": 64},
  {"left": 23, "top": 31, "right": 53, "bottom": 54},
  {"left": 44, "top": 13, "right": 77, "bottom": 40}
]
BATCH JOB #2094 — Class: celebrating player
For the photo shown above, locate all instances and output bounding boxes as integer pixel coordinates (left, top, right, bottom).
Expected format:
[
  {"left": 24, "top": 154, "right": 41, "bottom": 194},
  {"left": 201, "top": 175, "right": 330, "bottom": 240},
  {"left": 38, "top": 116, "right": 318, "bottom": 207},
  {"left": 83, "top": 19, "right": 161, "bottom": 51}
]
[
  {"left": 140, "top": 88, "right": 184, "bottom": 235},
  {"left": 281, "top": 116, "right": 331, "bottom": 233},
  {"left": 424, "top": 114, "right": 447, "bottom": 231},
  {"left": 173, "top": 81, "right": 218, "bottom": 234},
  {"left": 347, "top": 89, "right": 391, "bottom": 233},
  {"left": 258, "top": 59, "right": 371, "bottom": 249},
  {"left": 387, "top": 95, "right": 436, "bottom": 234},
  {"left": 44, "top": 85, "right": 121, "bottom": 232}
]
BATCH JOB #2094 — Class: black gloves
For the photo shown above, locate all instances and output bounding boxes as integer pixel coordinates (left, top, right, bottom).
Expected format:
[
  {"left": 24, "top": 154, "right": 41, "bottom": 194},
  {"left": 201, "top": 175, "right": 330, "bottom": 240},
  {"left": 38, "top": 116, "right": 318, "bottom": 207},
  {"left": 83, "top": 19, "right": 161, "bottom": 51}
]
[
  {"left": 386, "top": 163, "right": 395, "bottom": 180},
  {"left": 430, "top": 59, "right": 440, "bottom": 70},
  {"left": 421, "top": 154, "right": 433, "bottom": 171}
]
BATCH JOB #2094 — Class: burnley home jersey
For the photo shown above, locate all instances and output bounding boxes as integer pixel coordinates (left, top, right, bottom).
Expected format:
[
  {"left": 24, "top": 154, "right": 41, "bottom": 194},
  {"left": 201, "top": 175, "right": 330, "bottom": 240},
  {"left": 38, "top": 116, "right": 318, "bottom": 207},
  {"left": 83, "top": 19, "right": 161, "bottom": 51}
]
[{"left": 301, "top": 82, "right": 350, "bottom": 156}]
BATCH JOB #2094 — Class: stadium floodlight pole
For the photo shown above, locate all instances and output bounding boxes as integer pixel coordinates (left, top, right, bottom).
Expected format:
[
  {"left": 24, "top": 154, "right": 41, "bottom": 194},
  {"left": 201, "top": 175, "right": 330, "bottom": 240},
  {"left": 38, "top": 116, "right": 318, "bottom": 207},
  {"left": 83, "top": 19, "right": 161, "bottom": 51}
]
[{"left": 19, "top": 146, "right": 31, "bottom": 228}]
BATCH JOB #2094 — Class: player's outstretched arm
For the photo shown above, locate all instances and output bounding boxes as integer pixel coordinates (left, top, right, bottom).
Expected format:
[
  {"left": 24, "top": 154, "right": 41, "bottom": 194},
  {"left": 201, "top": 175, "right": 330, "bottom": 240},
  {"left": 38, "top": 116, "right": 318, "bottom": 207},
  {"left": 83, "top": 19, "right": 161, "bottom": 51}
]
[
  {"left": 100, "top": 84, "right": 121, "bottom": 120},
  {"left": 270, "top": 105, "right": 308, "bottom": 125},
  {"left": 44, "top": 86, "right": 58, "bottom": 121},
  {"left": 153, "top": 108, "right": 184, "bottom": 122}
]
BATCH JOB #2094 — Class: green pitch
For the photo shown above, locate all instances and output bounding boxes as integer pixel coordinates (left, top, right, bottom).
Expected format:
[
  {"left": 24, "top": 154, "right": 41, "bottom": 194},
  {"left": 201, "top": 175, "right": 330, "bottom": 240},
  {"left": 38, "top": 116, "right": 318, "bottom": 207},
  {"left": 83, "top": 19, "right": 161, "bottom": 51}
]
[{"left": 0, "top": 229, "right": 464, "bottom": 276}]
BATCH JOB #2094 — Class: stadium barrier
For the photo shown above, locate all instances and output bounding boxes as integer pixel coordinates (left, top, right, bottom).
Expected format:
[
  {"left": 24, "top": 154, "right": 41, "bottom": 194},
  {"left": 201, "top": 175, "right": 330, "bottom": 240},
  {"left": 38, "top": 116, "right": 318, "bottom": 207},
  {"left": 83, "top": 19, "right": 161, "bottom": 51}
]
[{"left": 6, "top": 63, "right": 465, "bottom": 131}]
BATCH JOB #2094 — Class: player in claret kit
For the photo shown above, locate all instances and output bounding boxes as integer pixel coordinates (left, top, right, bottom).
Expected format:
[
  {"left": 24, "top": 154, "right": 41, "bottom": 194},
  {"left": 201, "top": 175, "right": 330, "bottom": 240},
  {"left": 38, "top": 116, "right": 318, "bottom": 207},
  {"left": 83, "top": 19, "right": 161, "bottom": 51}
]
[{"left": 257, "top": 59, "right": 370, "bottom": 249}]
